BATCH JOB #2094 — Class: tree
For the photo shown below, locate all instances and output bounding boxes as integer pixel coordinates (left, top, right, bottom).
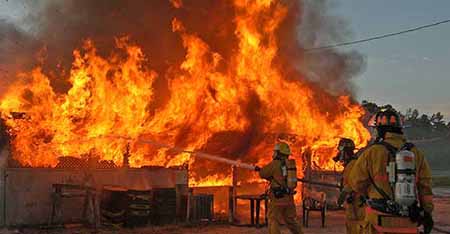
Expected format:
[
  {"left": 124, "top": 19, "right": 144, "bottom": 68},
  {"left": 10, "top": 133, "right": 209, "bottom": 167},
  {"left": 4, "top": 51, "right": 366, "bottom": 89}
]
[
  {"left": 405, "top": 108, "right": 413, "bottom": 120},
  {"left": 419, "top": 114, "right": 431, "bottom": 127},
  {"left": 431, "top": 112, "right": 445, "bottom": 125},
  {"left": 430, "top": 112, "right": 448, "bottom": 134},
  {"left": 405, "top": 108, "right": 419, "bottom": 120},
  {"left": 404, "top": 108, "right": 420, "bottom": 127},
  {"left": 411, "top": 109, "right": 419, "bottom": 120},
  {"left": 361, "top": 101, "right": 449, "bottom": 139}
]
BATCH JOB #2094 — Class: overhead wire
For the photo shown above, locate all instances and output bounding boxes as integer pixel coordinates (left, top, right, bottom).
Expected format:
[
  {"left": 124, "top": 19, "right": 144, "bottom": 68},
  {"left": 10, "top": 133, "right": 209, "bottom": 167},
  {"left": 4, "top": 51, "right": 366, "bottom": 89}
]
[{"left": 305, "top": 19, "right": 450, "bottom": 52}]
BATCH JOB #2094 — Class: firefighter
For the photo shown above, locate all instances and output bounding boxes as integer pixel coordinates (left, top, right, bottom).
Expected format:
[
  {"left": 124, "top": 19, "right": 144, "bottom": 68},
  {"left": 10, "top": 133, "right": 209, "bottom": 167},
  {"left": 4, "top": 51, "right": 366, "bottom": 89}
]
[
  {"left": 255, "top": 142, "right": 303, "bottom": 234},
  {"left": 335, "top": 138, "right": 366, "bottom": 234},
  {"left": 349, "top": 109, "right": 434, "bottom": 234}
]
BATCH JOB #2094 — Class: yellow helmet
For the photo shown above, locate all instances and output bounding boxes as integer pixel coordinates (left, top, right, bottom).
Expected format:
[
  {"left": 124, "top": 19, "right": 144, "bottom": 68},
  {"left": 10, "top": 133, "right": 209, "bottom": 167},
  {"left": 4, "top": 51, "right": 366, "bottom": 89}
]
[{"left": 274, "top": 142, "right": 291, "bottom": 155}]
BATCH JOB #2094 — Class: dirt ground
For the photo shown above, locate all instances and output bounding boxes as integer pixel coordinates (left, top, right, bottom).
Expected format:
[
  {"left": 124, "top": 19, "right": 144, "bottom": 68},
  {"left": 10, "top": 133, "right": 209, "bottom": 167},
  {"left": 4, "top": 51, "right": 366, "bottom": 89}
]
[{"left": 1, "top": 195, "right": 449, "bottom": 234}]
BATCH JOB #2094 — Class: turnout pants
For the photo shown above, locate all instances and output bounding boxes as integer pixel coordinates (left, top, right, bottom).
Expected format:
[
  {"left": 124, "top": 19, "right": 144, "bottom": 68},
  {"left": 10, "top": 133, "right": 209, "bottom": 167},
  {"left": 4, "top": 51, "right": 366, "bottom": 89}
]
[
  {"left": 268, "top": 201, "right": 303, "bottom": 234},
  {"left": 346, "top": 220, "right": 366, "bottom": 234},
  {"left": 345, "top": 199, "right": 366, "bottom": 234}
]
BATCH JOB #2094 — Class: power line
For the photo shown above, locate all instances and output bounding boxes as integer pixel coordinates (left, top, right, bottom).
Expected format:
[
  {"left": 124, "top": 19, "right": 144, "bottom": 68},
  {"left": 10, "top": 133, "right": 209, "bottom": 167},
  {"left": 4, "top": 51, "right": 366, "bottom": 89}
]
[{"left": 305, "top": 18, "right": 450, "bottom": 52}]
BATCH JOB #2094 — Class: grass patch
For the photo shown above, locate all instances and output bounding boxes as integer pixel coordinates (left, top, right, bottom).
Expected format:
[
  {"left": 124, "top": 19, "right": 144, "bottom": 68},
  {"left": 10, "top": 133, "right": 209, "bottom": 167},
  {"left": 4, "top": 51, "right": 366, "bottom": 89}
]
[{"left": 433, "top": 176, "right": 450, "bottom": 187}]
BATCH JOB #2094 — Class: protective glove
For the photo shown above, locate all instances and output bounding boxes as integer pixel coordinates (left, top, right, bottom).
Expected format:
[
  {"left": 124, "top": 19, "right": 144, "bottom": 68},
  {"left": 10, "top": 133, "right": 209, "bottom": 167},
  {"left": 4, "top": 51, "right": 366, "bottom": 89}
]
[
  {"left": 254, "top": 166, "right": 261, "bottom": 172},
  {"left": 408, "top": 202, "right": 422, "bottom": 223},
  {"left": 423, "top": 211, "right": 433, "bottom": 234},
  {"left": 337, "top": 190, "right": 348, "bottom": 206}
]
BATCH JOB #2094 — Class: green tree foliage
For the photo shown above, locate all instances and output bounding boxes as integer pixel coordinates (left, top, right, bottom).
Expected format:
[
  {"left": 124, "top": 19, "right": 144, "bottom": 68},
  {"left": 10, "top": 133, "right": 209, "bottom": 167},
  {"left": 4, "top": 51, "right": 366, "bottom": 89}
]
[
  {"left": 360, "top": 102, "right": 450, "bottom": 170},
  {"left": 405, "top": 108, "right": 419, "bottom": 121}
]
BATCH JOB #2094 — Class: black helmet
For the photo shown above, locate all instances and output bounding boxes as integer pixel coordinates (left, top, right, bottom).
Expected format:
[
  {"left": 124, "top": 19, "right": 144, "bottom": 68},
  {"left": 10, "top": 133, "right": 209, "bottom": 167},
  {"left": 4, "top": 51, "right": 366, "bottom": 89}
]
[
  {"left": 369, "top": 108, "right": 403, "bottom": 139},
  {"left": 333, "top": 138, "right": 356, "bottom": 163},
  {"left": 369, "top": 108, "right": 403, "bottom": 128},
  {"left": 337, "top": 138, "right": 355, "bottom": 152}
]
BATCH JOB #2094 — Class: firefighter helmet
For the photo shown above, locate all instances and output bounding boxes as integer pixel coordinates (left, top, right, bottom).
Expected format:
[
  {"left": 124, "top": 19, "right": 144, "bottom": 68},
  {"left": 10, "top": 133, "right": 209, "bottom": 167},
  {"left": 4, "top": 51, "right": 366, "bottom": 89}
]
[
  {"left": 368, "top": 108, "right": 403, "bottom": 128},
  {"left": 274, "top": 142, "right": 291, "bottom": 155}
]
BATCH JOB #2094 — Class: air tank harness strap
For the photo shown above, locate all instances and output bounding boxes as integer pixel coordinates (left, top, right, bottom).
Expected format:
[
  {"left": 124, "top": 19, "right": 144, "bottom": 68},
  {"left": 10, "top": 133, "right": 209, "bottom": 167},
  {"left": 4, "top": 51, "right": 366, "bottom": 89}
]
[
  {"left": 367, "top": 141, "right": 398, "bottom": 201},
  {"left": 281, "top": 158, "right": 288, "bottom": 188},
  {"left": 366, "top": 141, "right": 416, "bottom": 215},
  {"left": 269, "top": 159, "right": 292, "bottom": 198},
  {"left": 270, "top": 178, "right": 290, "bottom": 198}
]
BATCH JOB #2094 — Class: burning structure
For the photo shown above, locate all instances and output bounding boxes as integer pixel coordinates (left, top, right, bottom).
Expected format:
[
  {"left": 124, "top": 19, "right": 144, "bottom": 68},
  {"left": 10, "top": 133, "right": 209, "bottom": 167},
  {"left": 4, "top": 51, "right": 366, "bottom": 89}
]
[{"left": 0, "top": 0, "right": 370, "bottom": 227}]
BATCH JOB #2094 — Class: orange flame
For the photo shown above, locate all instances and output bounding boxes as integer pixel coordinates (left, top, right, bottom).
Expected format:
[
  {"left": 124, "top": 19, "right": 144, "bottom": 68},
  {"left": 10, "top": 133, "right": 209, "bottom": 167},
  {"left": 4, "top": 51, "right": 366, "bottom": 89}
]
[{"left": 0, "top": 0, "right": 370, "bottom": 187}]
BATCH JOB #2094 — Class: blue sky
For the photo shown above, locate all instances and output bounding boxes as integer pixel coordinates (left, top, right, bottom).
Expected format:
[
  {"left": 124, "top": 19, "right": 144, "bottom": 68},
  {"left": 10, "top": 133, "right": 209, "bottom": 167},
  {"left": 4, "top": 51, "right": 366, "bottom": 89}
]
[
  {"left": 1, "top": 0, "right": 450, "bottom": 119},
  {"left": 334, "top": 0, "right": 450, "bottom": 119}
]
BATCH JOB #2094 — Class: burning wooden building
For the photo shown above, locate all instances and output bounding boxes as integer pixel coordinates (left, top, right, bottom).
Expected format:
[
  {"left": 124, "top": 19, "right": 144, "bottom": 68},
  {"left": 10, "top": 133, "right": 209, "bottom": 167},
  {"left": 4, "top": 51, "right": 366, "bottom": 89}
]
[{"left": 0, "top": 0, "right": 370, "bottom": 228}]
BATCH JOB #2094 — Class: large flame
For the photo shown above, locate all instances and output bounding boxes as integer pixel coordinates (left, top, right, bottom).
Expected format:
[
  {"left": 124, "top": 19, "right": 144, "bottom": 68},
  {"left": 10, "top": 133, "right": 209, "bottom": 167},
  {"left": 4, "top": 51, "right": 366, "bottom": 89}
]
[{"left": 0, "top": 0, "right": 370, "bottom": 186}]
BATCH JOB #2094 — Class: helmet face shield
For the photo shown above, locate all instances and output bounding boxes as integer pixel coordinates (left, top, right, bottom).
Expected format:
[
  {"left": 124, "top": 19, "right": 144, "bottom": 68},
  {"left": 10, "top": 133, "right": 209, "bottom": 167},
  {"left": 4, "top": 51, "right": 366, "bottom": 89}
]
[{"left": 334, "top": 138, "right": 355, "bottom": 163}]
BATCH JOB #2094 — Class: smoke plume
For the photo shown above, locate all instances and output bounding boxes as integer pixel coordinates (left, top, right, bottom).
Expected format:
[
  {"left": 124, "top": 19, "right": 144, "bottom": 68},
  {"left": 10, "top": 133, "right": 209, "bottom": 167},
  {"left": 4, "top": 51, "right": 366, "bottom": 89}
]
[{"left": 0, "top": 0, "right": 365, "bottom": 96}]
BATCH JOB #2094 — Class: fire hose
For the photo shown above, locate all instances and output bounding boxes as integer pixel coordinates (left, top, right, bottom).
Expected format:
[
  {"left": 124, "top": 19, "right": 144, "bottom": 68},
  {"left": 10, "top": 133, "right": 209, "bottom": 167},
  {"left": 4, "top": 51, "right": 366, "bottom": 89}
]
[
  {"left": 108, "top": 135, "right": 257, "bottom": 170},
  {"left": 62, "top": 135, "right": 449, "bottom": 231},
  {"left": 108, "top": 135, "right": 342, "bottom": 188},
  {"left": 296, "top": 178, "right": 341, "bottom": 188},
  {"left": 53, "top": 135, "right": 257, "bottom": 170},
  {"left": 54, "top": 134, "right": 347, "bottom": 188}
]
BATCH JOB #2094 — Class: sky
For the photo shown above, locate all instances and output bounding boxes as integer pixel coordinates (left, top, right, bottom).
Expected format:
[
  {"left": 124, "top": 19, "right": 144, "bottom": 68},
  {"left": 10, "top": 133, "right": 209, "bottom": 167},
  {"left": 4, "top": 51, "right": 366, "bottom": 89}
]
[
  {"left": 333, "top": 0, "right": 450, "bottom": 119},
  {"left": 1, "top": 0, "right": 450, "bottom": 120}
]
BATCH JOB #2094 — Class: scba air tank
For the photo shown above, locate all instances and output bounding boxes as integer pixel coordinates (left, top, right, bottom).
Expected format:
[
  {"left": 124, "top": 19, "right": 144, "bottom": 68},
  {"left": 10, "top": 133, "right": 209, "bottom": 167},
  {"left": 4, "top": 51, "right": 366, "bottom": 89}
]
[
  {"left": 394, "top": 149, "right": 417, "bottom": 215},
  {"left": 286, "top": 159, "right": 297, "bottom": 190}
]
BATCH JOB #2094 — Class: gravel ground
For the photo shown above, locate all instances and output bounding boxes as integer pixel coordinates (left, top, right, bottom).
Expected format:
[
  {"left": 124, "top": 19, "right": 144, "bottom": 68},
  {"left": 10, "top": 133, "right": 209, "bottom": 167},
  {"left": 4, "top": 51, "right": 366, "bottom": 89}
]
[{"left": 1, "top": 192, "right": 449, "bottom": 234}]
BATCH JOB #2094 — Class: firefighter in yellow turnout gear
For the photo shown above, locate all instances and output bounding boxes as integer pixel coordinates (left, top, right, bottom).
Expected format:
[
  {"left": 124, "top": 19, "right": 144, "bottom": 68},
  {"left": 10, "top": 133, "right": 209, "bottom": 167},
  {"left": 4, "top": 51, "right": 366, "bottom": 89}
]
[
  {"left": 350, "top": 109, "right": 434, "bottom": 234},
  {"left": 335, "top": 138, "right": 366, "bottom": 234},
  {"left": 255, "top": 142, "right": 303, "bottom": 234}
]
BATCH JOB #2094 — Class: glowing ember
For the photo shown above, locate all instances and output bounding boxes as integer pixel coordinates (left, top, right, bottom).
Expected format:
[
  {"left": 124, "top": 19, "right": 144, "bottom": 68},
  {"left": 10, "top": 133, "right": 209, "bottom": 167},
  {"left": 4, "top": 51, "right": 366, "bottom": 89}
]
[{"left": 0, "top": 0, "right": 370, "bottom": 187}]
